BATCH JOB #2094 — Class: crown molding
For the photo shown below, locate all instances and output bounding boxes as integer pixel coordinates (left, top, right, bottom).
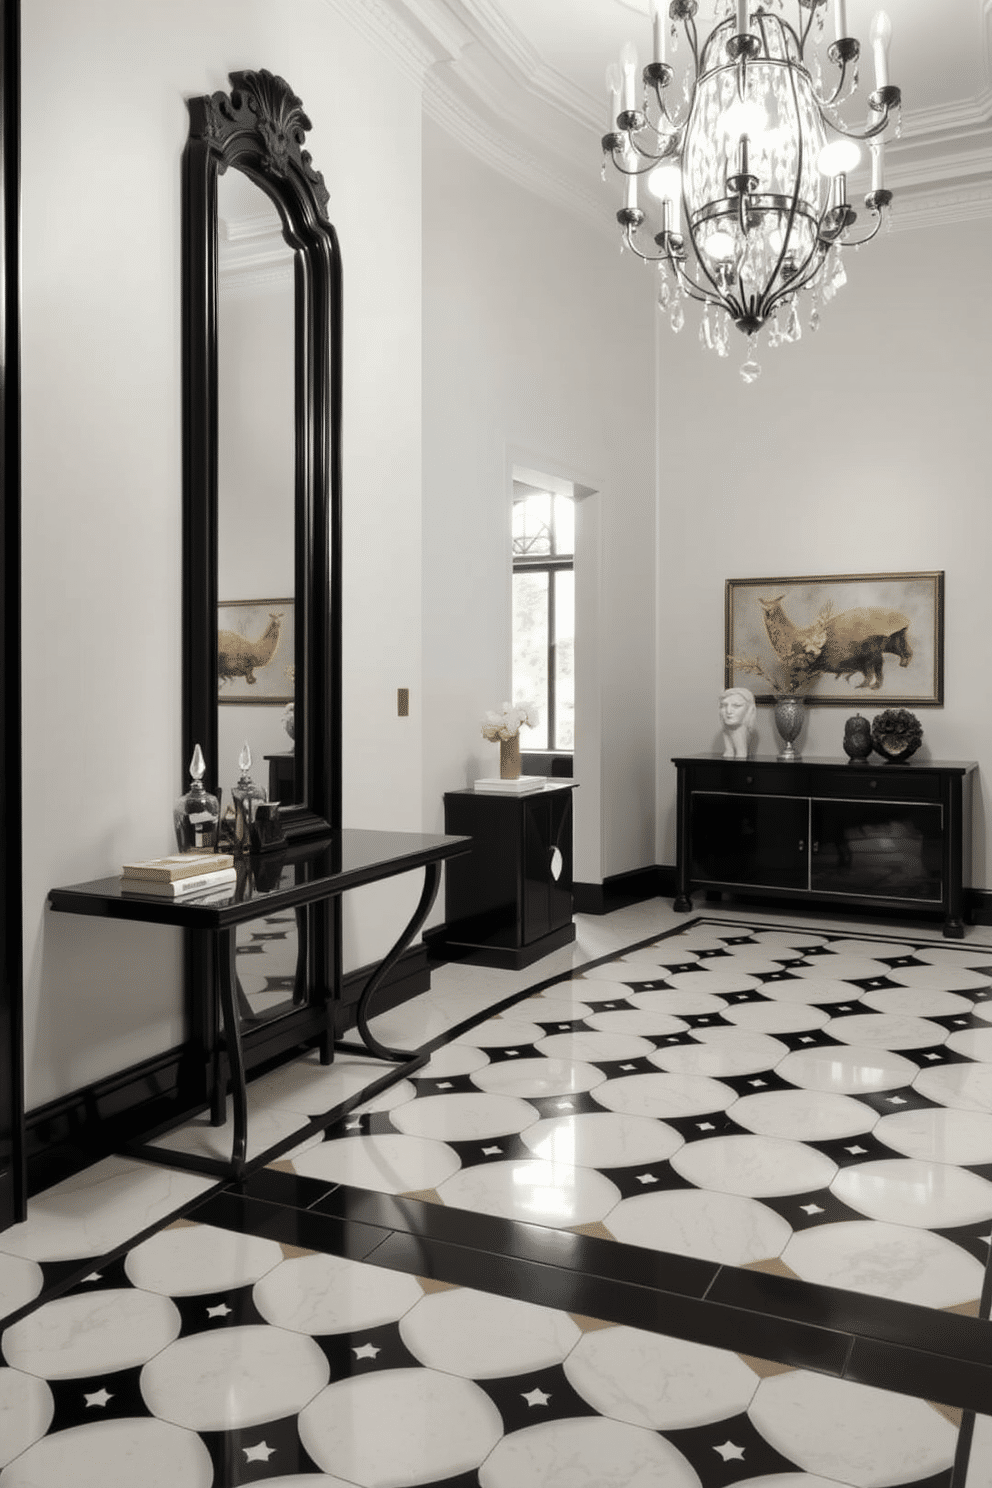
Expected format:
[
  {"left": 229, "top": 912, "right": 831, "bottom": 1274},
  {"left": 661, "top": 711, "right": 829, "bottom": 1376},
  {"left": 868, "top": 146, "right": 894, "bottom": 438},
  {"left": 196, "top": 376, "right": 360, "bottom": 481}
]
[
  {"left": 891, "top": 178, "right": 992, "bottom": 230},
  {"left": 318, "top": 0, "right": 454, "bottom": 84}
]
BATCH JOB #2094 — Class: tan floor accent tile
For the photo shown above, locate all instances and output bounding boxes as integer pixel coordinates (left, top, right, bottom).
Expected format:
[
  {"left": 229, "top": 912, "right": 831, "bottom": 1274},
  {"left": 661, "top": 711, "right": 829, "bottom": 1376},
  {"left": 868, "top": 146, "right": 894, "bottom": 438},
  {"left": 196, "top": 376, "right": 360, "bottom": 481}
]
[
  {"left": 267, "top": 1159, "right": 297, "bottom": 1174},
  {"left": 945, "top": 1299, "right": 981, "bottom": 1318},
  {"left": 165, "top": 1217, "right": 199, "bottom": 1230},
  {"left": 401, "top": 1188, "right": 444, "bottom": 1205},
  {"left": 417, "top": 1276, "right": 461, "bottom": 1295},
  {"left": 568, "top": 1220, "right": 616, "bottom": 1242},
  {"left": 279, "top": 1243, "right": 317, "bottom": 1261},
  {"left": 741, "top": 1256, "right": 801, "bottom": 1281},
  {"left": 569, "top": 1313, "right": 617, "bottom": 1333},
  {"left": 739, "top": 1354, "right": 795, "bottom": 1378},
  {"left": 928, "top": 1400, "right": 963, "bottom": 1429}
]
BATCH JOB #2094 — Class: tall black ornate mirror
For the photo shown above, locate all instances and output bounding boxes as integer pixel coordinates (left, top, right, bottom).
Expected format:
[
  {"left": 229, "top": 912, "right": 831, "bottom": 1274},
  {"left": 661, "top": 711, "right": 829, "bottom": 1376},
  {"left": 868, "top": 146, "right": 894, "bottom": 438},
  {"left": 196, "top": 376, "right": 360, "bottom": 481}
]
[{"left": 182, "top": 70, "right": 341, "bottom": 845}]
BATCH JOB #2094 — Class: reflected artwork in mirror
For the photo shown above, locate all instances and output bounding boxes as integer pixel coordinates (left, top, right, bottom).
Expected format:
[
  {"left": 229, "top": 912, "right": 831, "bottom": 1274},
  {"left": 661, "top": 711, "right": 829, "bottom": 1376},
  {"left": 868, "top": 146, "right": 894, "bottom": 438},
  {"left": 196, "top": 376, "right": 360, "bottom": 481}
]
[{"left": 182, "top": 70, "right": 341, "bottom": 847}]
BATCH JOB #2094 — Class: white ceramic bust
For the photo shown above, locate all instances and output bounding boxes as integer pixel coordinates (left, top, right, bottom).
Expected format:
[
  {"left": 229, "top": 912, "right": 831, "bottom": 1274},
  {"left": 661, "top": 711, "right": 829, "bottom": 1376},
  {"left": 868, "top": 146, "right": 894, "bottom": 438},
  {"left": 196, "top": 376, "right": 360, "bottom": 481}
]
[{"left": 719, "top": 686, "right": 756, "bottom": 759}]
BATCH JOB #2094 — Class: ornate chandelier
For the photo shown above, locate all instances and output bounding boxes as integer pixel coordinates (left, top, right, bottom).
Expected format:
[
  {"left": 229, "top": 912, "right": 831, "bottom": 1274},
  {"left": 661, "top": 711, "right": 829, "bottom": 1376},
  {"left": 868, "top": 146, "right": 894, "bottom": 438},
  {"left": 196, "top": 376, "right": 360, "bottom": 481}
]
[{"left": 603, "top": 1, "right": 901, "bottom": 380}]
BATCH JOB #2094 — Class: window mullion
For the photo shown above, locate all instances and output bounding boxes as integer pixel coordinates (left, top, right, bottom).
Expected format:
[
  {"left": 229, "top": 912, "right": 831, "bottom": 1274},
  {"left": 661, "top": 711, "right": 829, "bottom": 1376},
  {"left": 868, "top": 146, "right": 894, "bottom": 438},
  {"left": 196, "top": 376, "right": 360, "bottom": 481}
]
[{"left": 547, "top": 563, "right": 556, "bottom": 752}]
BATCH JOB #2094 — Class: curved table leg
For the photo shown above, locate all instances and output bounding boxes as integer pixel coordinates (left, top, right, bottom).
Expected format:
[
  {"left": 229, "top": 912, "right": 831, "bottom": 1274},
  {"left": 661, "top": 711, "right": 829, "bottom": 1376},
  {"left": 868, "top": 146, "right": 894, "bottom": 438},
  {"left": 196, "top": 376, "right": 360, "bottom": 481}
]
[
  {"left": 216, "top": 927, "right": 248, "bottom": 1177},
  {"left": 354, "top": 862, "right": 442, "bottom": 1062}
]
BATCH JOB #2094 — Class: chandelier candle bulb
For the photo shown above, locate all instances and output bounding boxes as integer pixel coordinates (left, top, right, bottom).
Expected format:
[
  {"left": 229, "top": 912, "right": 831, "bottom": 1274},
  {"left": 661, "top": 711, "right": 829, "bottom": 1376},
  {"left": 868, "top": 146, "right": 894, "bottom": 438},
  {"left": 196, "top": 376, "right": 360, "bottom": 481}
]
[
  {"left": 620, "top": 42, "right": 638, "bottom": 113},
  {"left": 871, "top": 137, "right": 885, "bottom": 193},
  {"left": 606, "top": 63, "right": 621, "bottom": 133},
  {"left": 736, "top": 0, "right": 748, "bottom": 37},
  {"left": 650, "top": 0, "right": 666, "bottom": 65},
  {"left": 833, "top": 0, "right": 847, "bottom": 40},
  {"left": 871, "top": 11, "right": 892, "bottom": 90}
]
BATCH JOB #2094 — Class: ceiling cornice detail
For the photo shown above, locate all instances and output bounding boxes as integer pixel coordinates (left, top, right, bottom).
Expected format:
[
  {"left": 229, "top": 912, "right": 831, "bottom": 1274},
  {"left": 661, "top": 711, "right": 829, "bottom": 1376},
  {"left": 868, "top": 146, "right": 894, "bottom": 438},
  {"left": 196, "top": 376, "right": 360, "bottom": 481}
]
[{"left": 891, "top": 178, "right": 992, "bottom": 230}]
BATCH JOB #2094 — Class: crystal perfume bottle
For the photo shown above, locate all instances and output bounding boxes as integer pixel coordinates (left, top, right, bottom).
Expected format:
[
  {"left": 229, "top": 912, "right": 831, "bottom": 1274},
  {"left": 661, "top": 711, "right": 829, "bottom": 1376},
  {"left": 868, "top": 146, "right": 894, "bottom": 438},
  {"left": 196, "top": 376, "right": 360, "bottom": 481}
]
[
  {"left": 231, "top": 742, "right": 268, "bottom": 849},
  {"left": 173, "top": 744, "right": 221, "bottom": 851}
]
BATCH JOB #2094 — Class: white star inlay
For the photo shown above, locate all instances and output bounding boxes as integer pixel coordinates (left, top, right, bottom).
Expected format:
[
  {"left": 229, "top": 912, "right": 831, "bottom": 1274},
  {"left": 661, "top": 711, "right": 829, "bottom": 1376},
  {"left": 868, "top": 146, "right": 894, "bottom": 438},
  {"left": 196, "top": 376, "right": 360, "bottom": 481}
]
[
  {"left": 353, "top": 1342, "right": 381, "bottom": 1360},
  {"left": 748, "top": 1079, "right": 768, "bottom": 1088},
  {"left": 844, "top": 1145, "right": 868, "bottom": 1156},
  {"left": 979, "top": 1235, "right": 992, "bottom": 1246},
  {"left": 714, "top": 1440, "right": 746, "bottom": 1462},
  {"left": 437, "top": 1081, "right": 454, "bottom": 1090},
  {"left": 84, "top": 1388, "right": 113, "bottom": 1408},
  {"left": 243, "top": 1442, "right": 276, "bottom": 1463},
  {"left": 800, "top": 1203, "right": 825, "bottom": 1215},
  {"left": 620, "top": 1064, "right": 637, "bottom": 1071},
  {"left": 924, "top": 1053, "right": 941, "bottom": 1061},
  {"left": 522, "top": 1388, "right": 552, "bottom": 1407},
  {"left": 506, "top": 1050, "right": 520, "bottom": 1057},
  {"left": 80, "top": 1273, "right": 102, "bottom": 1284},
  {"left": 887, "top": 1095, "right": 909, "bottom": 1105},
  {"left": 636, "top": 1173, "right": 658, "bottom": 1185},
  {"left": 696, "top": 1122, "right": 715, "bottom": 1131},
  {"left": 556, "top": 1100, "right": 574, "bottom": 1110},
  {"left": 481, "top": 1145, "right": 503, "bottom": 1156},
  {"left": 206, "top": 1302, "right": 232, "bottom": 1319},
  {"left": 345, "top": 1119, "right": 362, "bottom": 1129},
  {"left": 799, "top": 1036, "right": 815, "bottom": 1044}
]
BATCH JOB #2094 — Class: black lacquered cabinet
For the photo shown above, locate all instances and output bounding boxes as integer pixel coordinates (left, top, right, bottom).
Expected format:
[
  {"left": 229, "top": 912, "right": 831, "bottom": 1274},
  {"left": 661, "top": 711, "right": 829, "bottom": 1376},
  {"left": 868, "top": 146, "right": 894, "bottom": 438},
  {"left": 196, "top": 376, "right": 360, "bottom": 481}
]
[
  {"left": 440, "top": 784, "right": 577, "bottom": 969},
  {"left": 673, "top": 755, "right": 976, "bottom": 938}
]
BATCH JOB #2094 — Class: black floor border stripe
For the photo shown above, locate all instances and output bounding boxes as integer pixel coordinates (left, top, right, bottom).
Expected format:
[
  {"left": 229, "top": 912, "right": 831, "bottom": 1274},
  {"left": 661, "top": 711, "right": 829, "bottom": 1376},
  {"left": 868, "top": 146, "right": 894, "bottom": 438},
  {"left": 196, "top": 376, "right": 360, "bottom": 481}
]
[{"left": 193, "top": 1184, "right": 992, "bottom": 1419}]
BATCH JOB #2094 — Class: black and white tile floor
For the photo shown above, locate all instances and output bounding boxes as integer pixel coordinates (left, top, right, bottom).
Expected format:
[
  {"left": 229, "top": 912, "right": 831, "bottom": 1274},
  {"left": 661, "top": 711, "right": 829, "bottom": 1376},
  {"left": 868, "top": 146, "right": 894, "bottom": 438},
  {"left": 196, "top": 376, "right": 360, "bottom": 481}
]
[{"left": 4, "top": 905, "right": 992, "bottom": 1485}]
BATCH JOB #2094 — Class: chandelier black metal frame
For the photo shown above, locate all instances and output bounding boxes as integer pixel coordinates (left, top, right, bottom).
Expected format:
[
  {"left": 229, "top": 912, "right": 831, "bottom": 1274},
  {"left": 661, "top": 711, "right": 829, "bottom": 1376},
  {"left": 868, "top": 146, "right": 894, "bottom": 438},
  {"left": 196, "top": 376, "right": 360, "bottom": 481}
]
[{"left": 603, "top": 0, "right": 901, "bottom": 376}]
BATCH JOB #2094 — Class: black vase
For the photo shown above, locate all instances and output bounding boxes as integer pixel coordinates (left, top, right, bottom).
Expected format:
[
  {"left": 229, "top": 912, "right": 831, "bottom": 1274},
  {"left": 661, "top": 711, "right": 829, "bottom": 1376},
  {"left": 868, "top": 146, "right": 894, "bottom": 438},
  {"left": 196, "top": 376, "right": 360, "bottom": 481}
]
[{"left": 843, "top": 714, "right": 873, "bottom": 764}]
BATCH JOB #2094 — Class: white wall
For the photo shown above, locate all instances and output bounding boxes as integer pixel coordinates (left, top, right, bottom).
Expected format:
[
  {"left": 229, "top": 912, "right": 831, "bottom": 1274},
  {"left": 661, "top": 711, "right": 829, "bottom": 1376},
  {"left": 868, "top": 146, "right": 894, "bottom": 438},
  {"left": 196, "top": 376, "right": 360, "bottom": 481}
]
[
  {"left": 654, "top": 215, "right": 992, "bottom": 890},
  {"left": 421, "top": 119, "right": 658, "bottom": 887},
  {"left": 21, "top": 0, "right": 425, "bottom": 1109}
]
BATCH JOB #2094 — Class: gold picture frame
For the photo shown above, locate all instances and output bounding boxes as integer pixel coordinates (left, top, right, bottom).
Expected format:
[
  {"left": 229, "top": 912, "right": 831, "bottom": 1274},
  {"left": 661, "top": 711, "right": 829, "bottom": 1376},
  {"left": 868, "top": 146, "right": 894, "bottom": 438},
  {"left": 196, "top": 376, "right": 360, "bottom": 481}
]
[
  {"left": 725, "top": 571, "right": 944, "bottom": 707},
  {"left": 217, "top": 598, "right": 294, "bottom": 704}
]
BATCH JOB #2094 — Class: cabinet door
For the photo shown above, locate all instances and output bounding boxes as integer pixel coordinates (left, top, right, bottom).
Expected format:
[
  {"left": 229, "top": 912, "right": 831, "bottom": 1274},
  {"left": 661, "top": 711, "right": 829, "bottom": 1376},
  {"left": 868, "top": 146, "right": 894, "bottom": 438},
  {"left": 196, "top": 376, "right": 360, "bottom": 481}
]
[
  {"left": 690, "top": 792, "right": 809, "bottom": 890},
  {"left": 810, "top": 798, "right": 943, "bottom": 903}
]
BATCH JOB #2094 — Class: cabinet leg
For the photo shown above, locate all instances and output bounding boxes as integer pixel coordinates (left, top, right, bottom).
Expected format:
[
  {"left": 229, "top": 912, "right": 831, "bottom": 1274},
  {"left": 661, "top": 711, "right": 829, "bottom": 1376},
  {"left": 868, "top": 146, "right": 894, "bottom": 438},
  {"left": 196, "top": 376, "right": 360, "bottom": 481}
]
[
  {"left": 943, "top": 916, "right": 965, "bottom": 940},
  {"left": 674, "top": 894, "right": 693, "bottom": 913},
  {"left": 356, "top": 862, "right": 441, "bottom": 1061}
]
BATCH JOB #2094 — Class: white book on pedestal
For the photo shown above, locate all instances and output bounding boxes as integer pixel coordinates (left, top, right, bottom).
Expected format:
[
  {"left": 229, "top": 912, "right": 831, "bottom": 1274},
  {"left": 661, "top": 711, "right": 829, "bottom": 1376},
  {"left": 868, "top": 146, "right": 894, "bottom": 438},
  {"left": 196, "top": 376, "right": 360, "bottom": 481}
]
[{"left": 473, "top": 777, "right": 546, "bottom": 794}]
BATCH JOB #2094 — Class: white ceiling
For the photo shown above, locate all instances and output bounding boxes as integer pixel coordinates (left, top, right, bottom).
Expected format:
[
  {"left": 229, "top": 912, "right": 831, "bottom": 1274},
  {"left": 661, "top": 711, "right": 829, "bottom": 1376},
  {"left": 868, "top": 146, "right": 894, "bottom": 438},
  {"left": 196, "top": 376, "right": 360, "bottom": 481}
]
[{"left": 337, "top": 0, "right": 992, "bottom": 232}]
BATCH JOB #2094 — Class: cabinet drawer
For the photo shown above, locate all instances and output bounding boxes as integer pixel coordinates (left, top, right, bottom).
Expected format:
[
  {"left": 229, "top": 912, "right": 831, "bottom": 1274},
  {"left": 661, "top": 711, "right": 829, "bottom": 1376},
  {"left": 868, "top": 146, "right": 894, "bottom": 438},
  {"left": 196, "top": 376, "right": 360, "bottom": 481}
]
[
  {"left": 813, "top": 770, "right": 942, "bottom": 803},
  {"left": 689, "top": 763, "right": 804, "bottom": 795}
]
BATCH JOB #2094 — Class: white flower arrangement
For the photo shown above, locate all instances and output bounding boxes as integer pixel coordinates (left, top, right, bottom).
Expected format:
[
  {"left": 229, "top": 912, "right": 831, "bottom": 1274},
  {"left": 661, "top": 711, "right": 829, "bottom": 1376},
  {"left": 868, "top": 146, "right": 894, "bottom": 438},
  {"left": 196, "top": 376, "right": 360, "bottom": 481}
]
[{"left": 481, "top": 702, "right": 537, "bottom": 742}]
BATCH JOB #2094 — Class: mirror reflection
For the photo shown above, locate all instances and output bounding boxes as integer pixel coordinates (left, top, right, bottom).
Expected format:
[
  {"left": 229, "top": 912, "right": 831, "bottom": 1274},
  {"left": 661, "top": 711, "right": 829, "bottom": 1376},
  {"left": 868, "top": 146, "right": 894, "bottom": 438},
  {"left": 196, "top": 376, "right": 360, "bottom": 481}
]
[{"left": 216, "top": 170, "right": 296, "bottom": 817}]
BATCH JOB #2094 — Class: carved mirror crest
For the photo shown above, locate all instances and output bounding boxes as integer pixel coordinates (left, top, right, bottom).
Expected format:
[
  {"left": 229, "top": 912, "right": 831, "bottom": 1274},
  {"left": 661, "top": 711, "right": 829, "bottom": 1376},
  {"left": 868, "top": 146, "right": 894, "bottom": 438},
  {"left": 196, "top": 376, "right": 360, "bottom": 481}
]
[{"left": 182, "top": 69, "right": 341, "bottom": 846}]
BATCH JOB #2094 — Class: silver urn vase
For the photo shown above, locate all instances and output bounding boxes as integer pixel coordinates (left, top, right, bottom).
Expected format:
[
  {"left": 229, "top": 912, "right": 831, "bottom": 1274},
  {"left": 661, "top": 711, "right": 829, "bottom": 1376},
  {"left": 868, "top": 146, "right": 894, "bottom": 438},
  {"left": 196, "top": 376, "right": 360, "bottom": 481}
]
[{"left": 773, "top": 695, "right": 805, "bottom": 762}]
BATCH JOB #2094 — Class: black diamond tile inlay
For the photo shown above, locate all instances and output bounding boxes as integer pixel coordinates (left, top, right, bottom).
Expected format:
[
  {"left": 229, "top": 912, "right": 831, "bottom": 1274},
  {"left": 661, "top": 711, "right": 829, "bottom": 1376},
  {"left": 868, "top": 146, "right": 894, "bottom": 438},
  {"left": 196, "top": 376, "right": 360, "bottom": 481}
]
[
  {"left": 773, "top": 1028, "right": 846, "bottom": 1053},
  {"left": 663, "top": 1111, "right": 749, "bottom": 1143},
  {"left": 591, "top": 1056, "right": 661, "bottom": 1079},
  {"left": 933, "top": 1217, "right": 992, "bottom": 1264},
  {"left": 851, "top": 1085, "right": 945, "bottom": 1117},
  {"left": 662, "top": 1410, "right": 799, "bottom": 1486},
  {"left": 476, "top": 1362, "right": 599, "bottom": 1435},
  {"left": 808, "top": 1132, "right": 897, "bottom": 1168},
  {"left": 898, "top": 1044, "right": 974, "bottom": 1070},
  {"left": 719, "top": 1068, "right": 800, "bottom": 1098},
  {"left": 175, "top": 1284, "right": 267, "bottom": 1336},
  {"left": 446, "top": 1134, "right": 533, "bottom": 1169},
  {"left": 48, "top": 1366, "right": 150, "bottom": 1433},
  {"left": 755, "top": 969, "right": 804, "bottom": 984},
  {"left": 413, "top": 1074, "right": 480, "bottom": 1097},
  {"left": 877, "top": 954, "right": 927, "bottom": 969},
  {"left": 681, "top": 1012, "right": 734, "bottom": 1029},
  {"left": 598, "top": 1163, "right": 692, "bottom": 1200},
  {"left": 314, "top": 1319, "right": 420, "bottom": 1377},
  {"left": 201, "top": 1415, "right": 320, "bottom": 1485},
  {"left": 485, "top": 1044, "right": 541, "bottom": 1065},
  {"left": 760, "top": 1186, "right": 868, "bottom": 1232},
  {"left": 60, "top": 1255, "right": 132, "bottom": 1296},
  {"left": 526, "top": 1090, "right": 606, "bottom": 1120},
  {"left": 845, "top": 975, "right": 905, "bottom": 992}
]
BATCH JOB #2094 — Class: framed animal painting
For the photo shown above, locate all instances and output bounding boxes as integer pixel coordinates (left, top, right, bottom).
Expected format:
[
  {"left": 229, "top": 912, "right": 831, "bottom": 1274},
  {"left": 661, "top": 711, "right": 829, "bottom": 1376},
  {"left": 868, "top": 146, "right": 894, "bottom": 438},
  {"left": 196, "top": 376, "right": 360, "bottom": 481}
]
[
  {"left": 218, "top": 598, "right": 295, "bottom": 704},
  {"left": 725, "top": 572, "right": 944, "bottom": 706}
]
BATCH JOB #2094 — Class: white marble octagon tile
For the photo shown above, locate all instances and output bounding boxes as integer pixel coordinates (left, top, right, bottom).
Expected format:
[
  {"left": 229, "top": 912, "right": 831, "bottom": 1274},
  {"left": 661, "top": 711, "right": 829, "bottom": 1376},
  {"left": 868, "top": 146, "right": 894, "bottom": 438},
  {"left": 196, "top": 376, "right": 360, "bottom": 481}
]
[
  {"left": 721, "top": 1001, "right": 829, "bottom": 1034},
  {"left": 915, "top": 1061, "right": 992, "bottom": 1112},
  {"left": 140, "top": 1325, "right": 329, "bottom": 1431},
  {"left": 590, "top": 1070, "right": 737, "bottom": 1119},
  {"left": 782, "top": 1218, "right": 984, "bottom": 1307},
  {"left": 534, "top": 1030, "right": 657, "bottom": 1063},
  {"left": 649, "top": 1030, "right": 788, "bottom": 1078},
  {"left": 946, "top": 1027, "right": 992, "bottom": 1063},
  {"left": 583, "top": 1008, "right": 689, "bottom": 1037},
  {"left": 564, "top": 1325, "right": 757, "bottom": 1430},
  {"left": 389, "top": 1092, "right": 538, "bottom": 1143},
  {"left": 749, "top": 1368, "right": 957, "bottom": 1486},
  {"left": 628, "top": 985, "right": 734, "bottom": 1014},
  {"left": 478, "top": 1413, "right": 701, "bottom": 1488},
  {"left": 289, "top": 1132, "right": 462, "bottom": 1195},
  {"left": 671, "top": 1134, "right": 836, "bottom": 1198},
  {"left": 0, "top": 1417, "right": 214, "bottom": 1488},
  {"left": 886, "top": 964, "right": 992, "bottom": 992},
  {"left": 874, "top": 1107, "right": 992, "bottom": 1166},
  {"left": 520, "top": 1111, "right": 683, "bottom": 1169},
  {"left": 861, "top": 985, "right": 974, "bottom": 1018},
  {"left": 455, "top": 1017, "right": 548, "bottom": 1048},
  {"left": 608, "top": 1189, "right": 792, "bottom": 1266},
  {"left": 823, "top": 1011, "right": 948, "bottom": 1050},
  {"left": 399, "top": 1287, "right": 580, "bottom": 1378},
  {"left": 411, "top": 1043, "right": 492, "bottom": 1080},
  {"left": 253, "top": 1252, "right": 423, "bottom": 1335},
  {"left": 0, "top": 1253, "right": 43, "bottom": 1320},
  {"left": 125, "top": 1222, "right": 284, "bottom": 1297},
  {"left": 775, "top": 1044, "right": 918, "bottom": 1094},
  {"left": 471, "top": 1056, "right": 605, "bottom": 1100},
  {"left": 730, "top": 1089, "right": 877, "bottom": 1142},
  {"left": 436, "top": 1158, "right": 620, "bottom": 1228},
  {"left": 832, "top": 1158, "right": 992, "bottom": 1229},
  {"left": 3, "top": 1288, "right": 181, "bottom": 1380},
  {"left": 0, "top": 1366, "right": 54, "bottom": 1468},
  {"left": 0, "top": 1156, "right": 214, "bottom": 1265},
  {"left": 759, "top": 976, "right": 866, "bottom": 1006},
  {"left": 299, "top": 1369, "right": 502, "bottom": 1483}
]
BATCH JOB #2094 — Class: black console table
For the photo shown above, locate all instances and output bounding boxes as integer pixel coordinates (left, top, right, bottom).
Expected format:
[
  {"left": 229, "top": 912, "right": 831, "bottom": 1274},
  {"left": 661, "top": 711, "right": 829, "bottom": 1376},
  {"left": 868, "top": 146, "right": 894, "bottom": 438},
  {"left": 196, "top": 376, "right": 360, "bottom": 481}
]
[
  {"left": 49, "top": 829, "right": 469, "bottom": 1177},
  {"left": 673, "top": 755, "right": 976, "bottom": 938},
  {"left": 436, "top": 783, "right": 577, "bottom": 969}
]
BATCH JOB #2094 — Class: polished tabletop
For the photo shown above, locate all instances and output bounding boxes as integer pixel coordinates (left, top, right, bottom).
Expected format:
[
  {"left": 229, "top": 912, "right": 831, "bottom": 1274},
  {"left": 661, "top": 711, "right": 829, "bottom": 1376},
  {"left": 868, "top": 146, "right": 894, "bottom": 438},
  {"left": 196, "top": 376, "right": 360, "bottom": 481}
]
[{"left": 49, "top": 828, "right": 471, "bottom": 930}]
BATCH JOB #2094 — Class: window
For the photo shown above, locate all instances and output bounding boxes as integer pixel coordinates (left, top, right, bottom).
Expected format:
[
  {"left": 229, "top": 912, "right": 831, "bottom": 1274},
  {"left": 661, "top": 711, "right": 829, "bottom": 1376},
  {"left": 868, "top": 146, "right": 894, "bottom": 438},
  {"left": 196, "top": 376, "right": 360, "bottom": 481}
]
[{"left": 512, "top": 485, "right": 574, "bottom": 753}]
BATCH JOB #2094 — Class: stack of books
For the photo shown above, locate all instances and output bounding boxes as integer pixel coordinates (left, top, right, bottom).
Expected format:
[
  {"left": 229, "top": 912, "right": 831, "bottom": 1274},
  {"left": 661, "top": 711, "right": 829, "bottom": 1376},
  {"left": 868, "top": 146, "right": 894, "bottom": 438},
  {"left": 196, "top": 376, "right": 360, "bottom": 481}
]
[{"left": 120, "top": 852, "right": 236, "bottom": 898}]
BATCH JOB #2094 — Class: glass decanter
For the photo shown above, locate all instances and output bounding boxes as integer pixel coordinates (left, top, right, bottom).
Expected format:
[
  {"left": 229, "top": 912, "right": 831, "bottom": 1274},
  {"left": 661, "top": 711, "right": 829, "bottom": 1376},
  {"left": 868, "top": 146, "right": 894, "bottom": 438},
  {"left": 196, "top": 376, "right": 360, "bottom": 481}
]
[
  {"left": 231, "top": 741, "right": 268, "bottom": 849},
  {"left": 173, "top": 744, "right": 221, "bottom": 851}
]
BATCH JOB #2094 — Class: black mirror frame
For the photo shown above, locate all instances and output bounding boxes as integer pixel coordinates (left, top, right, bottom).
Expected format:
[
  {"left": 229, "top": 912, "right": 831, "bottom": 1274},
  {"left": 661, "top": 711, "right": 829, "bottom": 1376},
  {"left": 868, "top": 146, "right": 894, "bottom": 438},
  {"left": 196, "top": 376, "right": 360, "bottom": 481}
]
[{"left": 182, "top": 69, "right": 341, "bottom": 844}]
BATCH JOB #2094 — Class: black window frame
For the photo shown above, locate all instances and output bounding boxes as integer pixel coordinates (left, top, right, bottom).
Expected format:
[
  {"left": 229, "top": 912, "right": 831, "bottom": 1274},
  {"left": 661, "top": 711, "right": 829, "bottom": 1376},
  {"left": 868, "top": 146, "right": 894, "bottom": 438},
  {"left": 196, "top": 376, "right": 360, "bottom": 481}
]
[{"left": 512, "top": 490, "right": 574, "bottom": 757}]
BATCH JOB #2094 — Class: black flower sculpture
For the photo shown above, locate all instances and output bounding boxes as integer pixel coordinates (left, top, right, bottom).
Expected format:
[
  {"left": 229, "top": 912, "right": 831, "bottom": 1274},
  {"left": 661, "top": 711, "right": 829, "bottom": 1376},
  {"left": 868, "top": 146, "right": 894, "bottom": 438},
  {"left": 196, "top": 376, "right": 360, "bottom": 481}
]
[{"left": 870, "top": 709, "right": 923, "bottom": 763}]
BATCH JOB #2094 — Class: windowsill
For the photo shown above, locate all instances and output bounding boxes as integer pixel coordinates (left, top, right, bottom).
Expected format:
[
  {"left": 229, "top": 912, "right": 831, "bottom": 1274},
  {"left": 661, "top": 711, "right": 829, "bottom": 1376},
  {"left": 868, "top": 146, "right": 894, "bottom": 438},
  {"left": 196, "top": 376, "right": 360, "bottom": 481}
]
[{"left": 521, "top": 751, "right": 574, "bottom": 778}]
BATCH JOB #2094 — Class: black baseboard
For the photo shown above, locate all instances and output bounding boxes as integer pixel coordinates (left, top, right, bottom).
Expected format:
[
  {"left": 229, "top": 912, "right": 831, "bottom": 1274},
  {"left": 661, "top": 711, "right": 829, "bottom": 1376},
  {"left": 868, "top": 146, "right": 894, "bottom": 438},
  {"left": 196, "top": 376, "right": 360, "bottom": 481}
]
[
  {"left": 572, "top": 867, "right": 669, "bottom": 915},
  {"left": 24, "top": 945, "right": 431, "bottom": 1198},
  {"left": 968, "top": 889, "right": 992, "bottom": 926}
]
